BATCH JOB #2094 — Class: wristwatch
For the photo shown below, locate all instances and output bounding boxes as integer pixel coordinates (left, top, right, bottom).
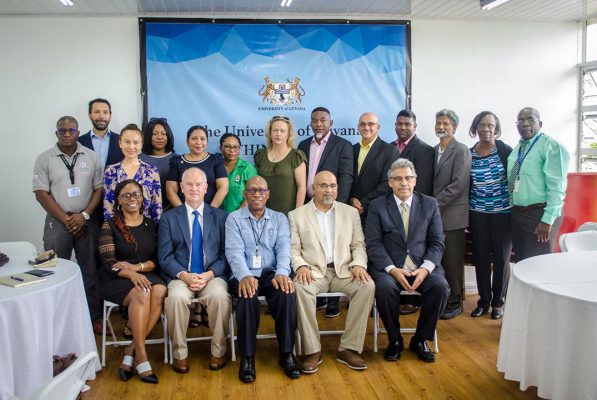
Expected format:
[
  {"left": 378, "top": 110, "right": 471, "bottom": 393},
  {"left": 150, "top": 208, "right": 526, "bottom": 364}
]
[{"left": 81, "top": 211, "right": 90, "bottom": 221}]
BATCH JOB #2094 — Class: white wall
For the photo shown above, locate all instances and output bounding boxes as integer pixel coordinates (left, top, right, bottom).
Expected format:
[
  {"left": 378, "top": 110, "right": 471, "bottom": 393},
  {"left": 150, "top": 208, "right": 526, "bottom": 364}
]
[{"left": 0, "top": 17, "right": 580, "bottom": 251}]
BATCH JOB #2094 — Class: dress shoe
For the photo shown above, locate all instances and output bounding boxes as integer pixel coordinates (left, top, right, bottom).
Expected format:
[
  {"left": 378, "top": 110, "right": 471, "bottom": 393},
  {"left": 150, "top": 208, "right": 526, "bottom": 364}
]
[
  {"left": 471, "top": 306, "right": 489, "bottom": 318},
  {"left": 238, "top": 357, "right": 256, "bottom": 383},
  {"left": 118, "top": 354, "right": 134, "bottom": 381},
  {"left": 172, "top": 358, "right": 189, "bottom": 374},
  {"left": 209, "top": 354, "right": 227, "bottom": 370},
  {"left": 383, "top": 339, "right": 404, "bottom": 361},
  {"left": 136, "top": 361, "right": 158, "bottom": 384},
  {"left": 325, "top": 301, "right": 340, "bottom": 318},
  {"left": 92, "top": 320, "right": 104, "bottom": 336},
  {"left": 316, "top": 297, "right": 328, "bottom": 310},
  {"left": 409, "top": 337, "right": 435, "bottom": 363},
  {"left": 440, "top": 307, "right": 462, "bottom": 320},
  {"left": 336, "top": 349, "right": 367, "bottom": 370},
  {"left": 301, "top": 352, "right": 323, "bottom": 374},
  {"left": 399, "top": 304, "right": 419, "bottom": 315},
  {"left": 279, "top": 353, "right": 301, "bottom": 379},
  {"left": 491, "top": 307, "right": 504, "bottom": 320}
]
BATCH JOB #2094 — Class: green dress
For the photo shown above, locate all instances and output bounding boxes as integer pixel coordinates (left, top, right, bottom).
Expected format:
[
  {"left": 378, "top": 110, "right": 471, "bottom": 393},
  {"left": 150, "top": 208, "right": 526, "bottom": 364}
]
[
  {"left": 222, "top": 158, "right": 258, "bottom": 213},
  {"left": 254, "top": 148, "right": 306, "bottom": 215}
]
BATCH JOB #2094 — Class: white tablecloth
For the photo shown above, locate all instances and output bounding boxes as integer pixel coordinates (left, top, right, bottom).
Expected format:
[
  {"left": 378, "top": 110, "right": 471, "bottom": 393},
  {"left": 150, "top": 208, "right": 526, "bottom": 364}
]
[
  {"left": 0, "top": 256, "right": 101, "bottom": 400},
  {"left": 497, "top": 251, "right": 597, "bottom": 400}
]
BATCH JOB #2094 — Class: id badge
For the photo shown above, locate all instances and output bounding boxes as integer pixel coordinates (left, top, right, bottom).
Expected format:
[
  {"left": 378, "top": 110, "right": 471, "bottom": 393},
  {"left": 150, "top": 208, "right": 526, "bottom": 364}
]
[
  {"left": 513, "top": 178, "right": 520, "bottom": 193},
  {"left": 252, "top": 255, "right": 262, "bottom": 269},
  {"left": 67, "top": 187, "right": 81, "bottom": 197}
]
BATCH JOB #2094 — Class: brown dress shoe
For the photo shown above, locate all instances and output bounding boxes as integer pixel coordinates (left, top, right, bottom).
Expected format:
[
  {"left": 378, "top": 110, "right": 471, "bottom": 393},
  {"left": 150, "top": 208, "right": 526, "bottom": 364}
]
[
  {"left": 173, "top": 358, "right": 190, "bottom": 374},
  {"left": 301, "top": 352, "right": 323, "bottom": 374},
  {"left": 399, "top": 304, "right": 418, "bottom": 315},
  {"left": 336, "top": 349, "right": 367, "bottom": 370},
  {"left": 209, "top": 355, "right": 227, "bottom": 370}
]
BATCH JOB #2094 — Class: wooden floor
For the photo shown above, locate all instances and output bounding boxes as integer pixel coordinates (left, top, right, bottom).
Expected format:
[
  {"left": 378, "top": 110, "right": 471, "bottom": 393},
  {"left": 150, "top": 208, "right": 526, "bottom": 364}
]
[{"left": 84, "top": 295, "right": 539, "bottom": 399}]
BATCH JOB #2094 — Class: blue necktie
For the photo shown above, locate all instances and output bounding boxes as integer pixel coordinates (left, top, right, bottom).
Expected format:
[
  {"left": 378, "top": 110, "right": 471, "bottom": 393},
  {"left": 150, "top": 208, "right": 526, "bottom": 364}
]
[{"left": 191, "top": 210, "right": 204, "bottom": 273}]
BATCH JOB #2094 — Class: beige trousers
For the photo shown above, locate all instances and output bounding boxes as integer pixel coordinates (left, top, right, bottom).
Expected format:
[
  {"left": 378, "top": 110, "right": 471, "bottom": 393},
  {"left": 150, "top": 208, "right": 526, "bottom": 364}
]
[
  {"left": 165, "top": 277, "right": 231, "bottom": 360},
  {"left": 294, "top": 268, "right": 375, "bottom": 355}
]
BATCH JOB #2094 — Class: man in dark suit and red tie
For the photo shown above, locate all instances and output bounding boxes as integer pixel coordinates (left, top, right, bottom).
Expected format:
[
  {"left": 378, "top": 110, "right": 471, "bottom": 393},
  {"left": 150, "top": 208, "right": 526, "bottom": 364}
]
[{"left": 366, "top": 158, "right": 449, "bottom": 363}]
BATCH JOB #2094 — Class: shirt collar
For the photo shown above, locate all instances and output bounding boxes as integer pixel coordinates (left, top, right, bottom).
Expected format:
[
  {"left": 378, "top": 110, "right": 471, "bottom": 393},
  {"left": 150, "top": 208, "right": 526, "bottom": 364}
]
[
  {"left": 185, "top": 201, "right": 205, "bottom": 217},
  {"left": 241, "top": 206, "right": 271, "bottom": 221},
  {"left": 313, "top": 200, "right": 335, "bottom": 215},
  {"left": 52, "top": 142, "right": 84, "bottom": 157},
  {"left": 396, "top": 134, "right": 415, "bottom": 148},
  {"left": 359, "top": 135, "right": 378, "bottom": 149},
  {"left": 91, "top": 130, "right": 111, "bottom": 140},
  {"left": 393, "top": 194, "right": 413, "bottom": 208},
  {"left": 311, "top": 132, "right": 331, "bottom": 145}
]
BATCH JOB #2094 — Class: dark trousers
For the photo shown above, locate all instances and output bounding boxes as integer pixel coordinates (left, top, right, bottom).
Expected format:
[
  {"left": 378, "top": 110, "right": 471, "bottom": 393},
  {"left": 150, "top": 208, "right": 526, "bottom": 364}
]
[
  {"left": 229, "top": 269, "right": 297, "bottom": 358},
  {"left": 373, "top": 271, "right": 449, "bottom": 342},
  {"left": 511, "top": 207, "right": 563, "bottom": 262},
  {"left": 442, "top": 229, "right": 466, "bottom": 310},
  {"left": 469, "top": 211, "right": 512, "bottom": 308},
  {"left": 43, "top": 214, "right": 102, "bottom": 322}
]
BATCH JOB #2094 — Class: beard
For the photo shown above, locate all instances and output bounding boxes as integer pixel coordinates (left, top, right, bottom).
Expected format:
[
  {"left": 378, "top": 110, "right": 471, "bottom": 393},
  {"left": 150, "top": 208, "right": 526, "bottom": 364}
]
[
  {"left": 92, "top": 119, "right": 109, "bottom": 131},
  {"left": 322, "top": 196, "right": 334, "bottom": 205},
  {"left": 435, "top": 130, "right": 448, "bottom": 138}
]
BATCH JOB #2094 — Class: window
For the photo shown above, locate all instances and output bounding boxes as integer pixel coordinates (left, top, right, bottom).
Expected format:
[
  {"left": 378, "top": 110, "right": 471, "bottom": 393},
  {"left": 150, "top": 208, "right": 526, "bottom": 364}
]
[{"left": 580, "top": 68, "right": 597, "bottom": 171}]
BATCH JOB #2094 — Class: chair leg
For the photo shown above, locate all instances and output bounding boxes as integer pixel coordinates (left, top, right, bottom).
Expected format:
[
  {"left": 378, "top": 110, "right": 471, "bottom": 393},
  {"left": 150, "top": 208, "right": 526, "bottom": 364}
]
[
  {"left": 101, "top": 303, "right": 108, "bottom": 367},
  {"left": 229, "top": 314, "right": 236, "bottom": 362},
  {"left": 373, "top": 304, "right": 379, "bottom": 353},
  {"left": 433, "top": 330, "right": 439, "bottom": 353},
  {"left": 162, "top": 313, "right": 169, "bottom": 364}
]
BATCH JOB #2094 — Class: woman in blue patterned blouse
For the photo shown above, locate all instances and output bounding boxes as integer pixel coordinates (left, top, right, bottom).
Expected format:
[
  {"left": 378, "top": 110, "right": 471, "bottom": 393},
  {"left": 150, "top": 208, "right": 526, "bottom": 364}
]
[
  {"left": 104, "top": 124, "right": 162, "bottom": 222},
  {"left": 468, "top": 111, "right": 512, "bottom": 320}
]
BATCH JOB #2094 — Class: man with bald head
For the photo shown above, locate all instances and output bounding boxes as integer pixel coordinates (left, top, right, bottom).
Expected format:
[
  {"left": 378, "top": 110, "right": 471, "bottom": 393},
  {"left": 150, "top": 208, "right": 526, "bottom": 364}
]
[
  {"left": 508, "top": 107, "right": 569, "bottom": 261},
  {"left": 226, "top": 176, "right": 301, "bottom": 383},
  {"left": 159, "top": 167, "right": 231, "bottom": 373},
  {"left": 289, "top": 171, "right": 375, "bottom": 373}
]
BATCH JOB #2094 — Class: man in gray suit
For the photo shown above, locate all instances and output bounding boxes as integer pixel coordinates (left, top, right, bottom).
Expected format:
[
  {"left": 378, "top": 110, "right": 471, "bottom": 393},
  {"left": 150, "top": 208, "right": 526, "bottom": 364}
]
[{"left": 432, "top": 109, "right": 471, "bottom": 319}]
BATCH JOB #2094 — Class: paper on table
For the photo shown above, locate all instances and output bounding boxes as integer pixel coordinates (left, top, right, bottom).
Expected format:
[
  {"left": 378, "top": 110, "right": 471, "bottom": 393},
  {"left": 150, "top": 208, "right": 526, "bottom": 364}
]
[{"left": 0, "top": 272, "right": 46, "bottom": 288}]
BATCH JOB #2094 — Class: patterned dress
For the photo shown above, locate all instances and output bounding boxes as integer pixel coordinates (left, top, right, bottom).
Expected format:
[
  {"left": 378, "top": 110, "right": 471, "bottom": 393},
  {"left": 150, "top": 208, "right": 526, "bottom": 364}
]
[{"left": 103, "top": 160, "right": 162, "bottom": 221}]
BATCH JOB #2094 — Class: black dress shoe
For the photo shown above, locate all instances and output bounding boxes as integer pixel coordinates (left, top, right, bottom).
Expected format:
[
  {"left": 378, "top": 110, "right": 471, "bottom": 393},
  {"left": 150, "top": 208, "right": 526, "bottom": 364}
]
[
  {"left": 383, "top": 339, "right": 404, "bottom": 361},
  {"left": 440, "top": 307, "right": 462, "bottom": 320},
  {"left": 279, "top": 353, "right": 301, "bottom": 379},
  {"left": 471, "top": 306, "right": 489, "bottom": 318},
  {"left": 491, "top": 307, "right": 504, "bottom": 320},
  {"left": 238, "top": 357, "right": 256, "bottom": 383},
  {"left": 409, "top": 337, "right": 435, "bottom": 363},
  {"left": 316, "top": 297, "right": 328, "bottom": 310},
  {"left": 118, "top": 367, "right": 134, "bottom": 382},
  {"left": 325, "top": 301, "right": 340, "bottom": 318}
]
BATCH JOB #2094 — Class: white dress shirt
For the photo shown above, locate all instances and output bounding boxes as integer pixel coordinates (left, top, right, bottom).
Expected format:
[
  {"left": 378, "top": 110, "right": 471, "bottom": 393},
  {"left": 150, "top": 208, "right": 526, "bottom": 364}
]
[{"left": 314, "top": 202, "right": 335, "bottom": 264}]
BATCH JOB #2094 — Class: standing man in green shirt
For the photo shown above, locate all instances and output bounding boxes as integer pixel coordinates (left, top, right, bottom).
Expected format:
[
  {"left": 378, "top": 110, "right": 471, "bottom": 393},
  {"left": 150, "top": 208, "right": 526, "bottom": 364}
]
[{"left": 507, "top": 107, "right": 569, "bottom": 261}]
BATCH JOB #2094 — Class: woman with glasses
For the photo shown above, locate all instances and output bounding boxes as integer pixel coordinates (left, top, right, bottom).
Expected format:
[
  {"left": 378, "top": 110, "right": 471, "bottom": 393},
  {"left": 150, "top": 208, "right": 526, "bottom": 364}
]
[
  {"left": 104, "top": 124, "right": 162, "bottom": 222},
  {"left": 140, "top": 118, "right": 176, "bottom": 211},
  {"left": 254, "top": 116, "right": 306, "bottom": 214},
  {"left": 220, "top": 133, "right": 258, "bottom": 212},
  {"left": 98, "top": 179, "right": 166, "bottom": 384},
  {"left": 468, "top": 111, "right": 513, "bottom": 320},
  {"left": 166, "top": 125, "right": 228, "bottom": 208}
]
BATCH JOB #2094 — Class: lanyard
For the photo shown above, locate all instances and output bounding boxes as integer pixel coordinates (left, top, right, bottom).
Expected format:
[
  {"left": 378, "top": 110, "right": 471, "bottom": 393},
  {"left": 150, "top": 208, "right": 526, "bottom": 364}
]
[
  {"left": 248, "top": 217, "right": 268, "bottom": 255},
  {"left": 516, "top": 133, "right": 542, "bottom": 171},
  {"left": 58, "top": 153, "right": 79, "bottom": 185}
]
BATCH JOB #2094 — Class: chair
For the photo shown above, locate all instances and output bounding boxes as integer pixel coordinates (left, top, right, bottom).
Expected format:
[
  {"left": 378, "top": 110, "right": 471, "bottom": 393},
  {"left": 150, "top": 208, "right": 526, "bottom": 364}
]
[
  {"left": 0, "top": 241, "right": 37, "bottom": 258},
  {"left": 168, "top": 298, "right": 236, "bottom": 364},
  {"left": 27, "top": 351, "right": 98, "bottom": 400},
  {"left": 373, "top": 295, "right": 439, "bottom": 353},
  {"left": 559, "top": 230, "right": 597, "bottom": 252},
  {"left": 101, "top": 300, "right": 169, "bottom": 367},
  {"left": 577, "top": 221, "right": 597, "bottom": 232}
]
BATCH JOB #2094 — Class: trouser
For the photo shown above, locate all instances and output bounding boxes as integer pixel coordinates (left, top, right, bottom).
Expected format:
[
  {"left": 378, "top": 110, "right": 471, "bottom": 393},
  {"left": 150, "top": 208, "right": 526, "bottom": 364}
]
[
  {"left": 469, "top": 211, "right": 512, "bottom": 308},
  {"left": 511, "top": 206, "right": 563, "bottom": 262},
  {"left": 229, "top": 270, "right": 297, "bottom": 358},
  {"left": 43, "top": 214, "right": 102, "bottom": 322},
  {"left": 442, "top": 229, "right": 466, "bottom": 311},
  {"left": 165, "top": 278, "right": 231, "bottom": 360},
  {"left": 294, "top": 268, "right": 375, "bottom": 355}
]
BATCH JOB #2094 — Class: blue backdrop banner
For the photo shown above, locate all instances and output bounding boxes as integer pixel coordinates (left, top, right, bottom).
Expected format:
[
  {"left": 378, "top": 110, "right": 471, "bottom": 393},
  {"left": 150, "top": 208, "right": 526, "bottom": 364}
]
[{"left": 143, "top": 21, "right": 409, "bottom": 159}]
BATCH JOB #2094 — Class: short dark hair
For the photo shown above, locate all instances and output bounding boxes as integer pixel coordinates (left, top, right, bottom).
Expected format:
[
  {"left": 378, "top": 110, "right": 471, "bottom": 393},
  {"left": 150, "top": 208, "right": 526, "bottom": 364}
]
[
  {"left": 186, "top": 125, "right": 208, "bottom": 141},
  {"left": 469, "top": 111, "right": 502, "bottom": 139},
  {"left": 396, "top": 109, "right": 416, "bottom": 122},
  {"left": 56, "top": 116, "right": 78, "bottom": 129},
  {"left": 88, "top": 98, "right": 111, "bottom": 114},
  {"left": 142, "top": 118, "right": 174, "bottom": 154},
  {"left": 311, "top": 106, "right": 331, "bottom": 116},
  {"left": 219, "top": 133, "right": 241, "bottom": 146}
]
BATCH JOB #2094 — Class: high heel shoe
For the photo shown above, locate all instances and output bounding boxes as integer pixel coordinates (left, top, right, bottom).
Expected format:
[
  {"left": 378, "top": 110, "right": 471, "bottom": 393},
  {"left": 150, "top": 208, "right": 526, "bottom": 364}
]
[
  {"left": 118, "top": 355, "right": 135, "bottom": 381},
  {"left": 136, "top": 361, "right": 158, "bottom": 384}
]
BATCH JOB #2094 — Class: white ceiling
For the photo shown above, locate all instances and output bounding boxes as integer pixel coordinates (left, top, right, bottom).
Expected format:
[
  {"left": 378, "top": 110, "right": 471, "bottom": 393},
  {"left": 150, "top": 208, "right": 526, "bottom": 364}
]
[{"left": 1, "top": 0, "right": 596, "bottom": 22}]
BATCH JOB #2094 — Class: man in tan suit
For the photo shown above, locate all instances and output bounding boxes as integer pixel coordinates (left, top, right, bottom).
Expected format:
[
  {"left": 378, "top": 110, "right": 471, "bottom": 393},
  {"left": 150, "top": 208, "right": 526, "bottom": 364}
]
[{"left": 289, "top": 171, "right": 375, "bottom": 373}]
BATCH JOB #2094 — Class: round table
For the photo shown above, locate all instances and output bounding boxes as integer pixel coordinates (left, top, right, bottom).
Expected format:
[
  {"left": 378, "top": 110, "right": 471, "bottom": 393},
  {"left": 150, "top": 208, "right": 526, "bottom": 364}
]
[
  {"left": 0, "top": 256, "right": 101, "bottom": 400},
  {"left": 497, "top": 251, "right": 597, "bottom": 400}
]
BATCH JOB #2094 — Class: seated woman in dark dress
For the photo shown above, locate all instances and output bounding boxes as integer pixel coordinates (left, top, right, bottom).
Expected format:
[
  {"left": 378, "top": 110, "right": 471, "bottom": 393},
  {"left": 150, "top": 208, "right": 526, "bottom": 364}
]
[{"left": 98, "top": 179, "right": 167, "bottom": 384}]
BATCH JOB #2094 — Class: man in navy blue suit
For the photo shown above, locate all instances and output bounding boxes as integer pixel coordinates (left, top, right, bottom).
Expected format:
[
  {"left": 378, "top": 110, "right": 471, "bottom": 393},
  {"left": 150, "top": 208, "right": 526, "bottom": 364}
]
[
  {"left": 366, "top": 158, "right": 449, "bottom": 363},
  {"left": 78, "top": 98, "right": 123, "bottom": 169},
  {"left": 158, "top": 167, "right": 231, "bottom": 373}
]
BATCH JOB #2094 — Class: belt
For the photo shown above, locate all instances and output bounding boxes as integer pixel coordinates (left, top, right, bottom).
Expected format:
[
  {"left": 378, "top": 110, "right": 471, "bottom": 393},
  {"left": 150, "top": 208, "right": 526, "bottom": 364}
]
[{"left": 512, "top": 202, "right": 546, "bottom": 212}]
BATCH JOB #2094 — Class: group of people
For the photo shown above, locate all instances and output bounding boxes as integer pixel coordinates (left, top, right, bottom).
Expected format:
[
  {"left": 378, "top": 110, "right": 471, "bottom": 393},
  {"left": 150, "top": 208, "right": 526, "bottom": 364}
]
[{"left": 31, "top": 97, "right": 569, "bottom": 384}]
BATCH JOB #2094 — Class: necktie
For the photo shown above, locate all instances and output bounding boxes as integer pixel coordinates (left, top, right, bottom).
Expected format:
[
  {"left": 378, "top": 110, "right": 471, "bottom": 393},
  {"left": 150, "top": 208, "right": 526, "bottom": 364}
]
[
  {"left": 400, "top": 202, "right": 409, "bottom": 236},
  {"left": 191, "top": 210, "right": 204, "bottom": 273},
  {"left": 508, "top": 141, "right": 528, "bottom": 204}
]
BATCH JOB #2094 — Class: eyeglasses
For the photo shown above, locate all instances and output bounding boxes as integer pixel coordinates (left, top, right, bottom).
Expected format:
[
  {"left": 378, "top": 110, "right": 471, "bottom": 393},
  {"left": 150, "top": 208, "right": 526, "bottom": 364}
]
[
  {"left": 56, "top": 128, "right": 79, "bottom": 135},
  {"left": 316, "top": 183, "right": 337, "bottom": 190},
  {"left": 245, "top": 188, "right": 269, "bottom": 195},
  {"left": 272, "top": 116, "right": 290, "bottom": 121},
  {"left": 118, "top": 191, "right": 143, "bottom": 201},
  {"left": 358, "top": 122, "right": 378, "bottom": 127},
  {"left": 516, "top": 118, "right": 538, "bottom": 126},
  {"left": 149, "top": 117, "right": 168, "bottom": 123},
  {"left": 222, "top": 144, "right": 240, "bottom": 151},
  {"left": 390, "top": 176, "right": 416, "bottom": 183}
]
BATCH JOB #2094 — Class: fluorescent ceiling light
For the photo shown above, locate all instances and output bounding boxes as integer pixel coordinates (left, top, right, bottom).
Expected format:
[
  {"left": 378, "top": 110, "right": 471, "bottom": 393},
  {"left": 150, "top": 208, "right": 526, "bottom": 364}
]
[
  {"left": 281, "top": 0, "right": 293, "bottom": 7},
  {"left": 60, "top": 0, "right": 74, "bottom": 5},
  {"left": 480, "top": 0, "right": 512, "bottom": 10}
]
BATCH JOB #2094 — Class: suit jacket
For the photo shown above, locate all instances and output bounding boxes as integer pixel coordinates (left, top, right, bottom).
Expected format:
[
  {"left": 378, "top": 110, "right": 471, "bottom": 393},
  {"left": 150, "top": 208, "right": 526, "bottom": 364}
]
[
  {"left": 397, "top": 135, "right": 435, "bottom": 196},
  {"left": 288, "top": 200, "right": 367, "bottom": 279},
  {"left": 433, "top": 138, "right": 472, "bottom": 231},
  {"left": 351, "top": 137, "right": 399, "bottom": 211},
  {"left": 78, "top": 130, "right": 123, "bottom": 168},
  {"left": 298, "top": 134, "right": 353, "bottom": 203},
  {"left": 365, "top": 192, "right": 445, "bottom": 277},
  {"left": 158, "top": 203, "right": 228, "bottom": 284}
]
